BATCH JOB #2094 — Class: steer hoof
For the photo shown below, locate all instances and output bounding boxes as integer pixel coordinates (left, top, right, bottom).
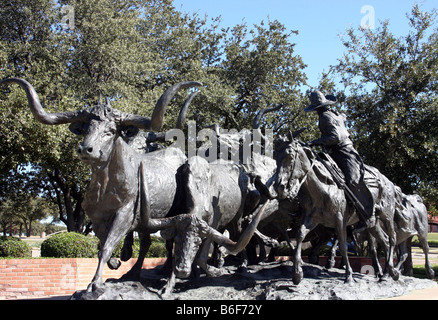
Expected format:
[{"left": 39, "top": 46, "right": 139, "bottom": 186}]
[
  {"left": 206, "top": 266, "right": 223, "bottom": 277},
  {"left": 390, "top": 268, "right": 400, "bottom": 281},
  {"left": 120, "top": 267, "right": 141, "bottom": 281},
  {"left": 344, "top": 274, "right": 354, "bottom": 284},
  {"left": 378, "top": 273, "right": 390, "bottom": 282},
  {"left": 292, "top": 270, "right": 303, "bottom": 285},
  {"left": 80, "top": 287, "right": 104, "bottom": 300},
  {"left": 107, "top": 258, "right": 121, "bottom": 270},
  {"left": 159, "top": 286, "right": 174, "bottom": 299},
  {"left": 86, "top": 279, "right": 104, "bottom": 297}
]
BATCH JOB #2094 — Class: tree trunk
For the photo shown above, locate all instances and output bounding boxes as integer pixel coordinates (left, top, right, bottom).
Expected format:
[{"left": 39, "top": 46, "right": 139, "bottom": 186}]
[
  {"left": 26, "top": 219, "right": 33, "bottom": 237},
  {"left": 1, "top": 224, "right": 7, "bottom": 238},
  {"left": 47, "top": 169, "right": 86, "bottom": 233}
]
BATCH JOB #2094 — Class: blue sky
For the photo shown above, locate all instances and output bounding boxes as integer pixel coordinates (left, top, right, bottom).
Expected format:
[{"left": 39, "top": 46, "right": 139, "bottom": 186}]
[{"left": 172, "top": 0, "right": 436, "bottom": 88}]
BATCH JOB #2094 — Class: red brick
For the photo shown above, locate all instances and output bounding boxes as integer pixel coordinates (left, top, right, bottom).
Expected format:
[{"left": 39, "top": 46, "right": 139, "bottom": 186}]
[{"left": 0, "top": 257, "right": 166, "bottom": 299}]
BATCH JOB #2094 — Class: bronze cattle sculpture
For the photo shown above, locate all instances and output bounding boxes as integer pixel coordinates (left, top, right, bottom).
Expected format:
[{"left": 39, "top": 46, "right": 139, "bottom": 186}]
[
  {"left": 2, "top": 78, "right": 269, "bottom": 295},
  {"left": 1, "top": 78, "right": 197, "bottom": 292},
  {"left": 2, "top": 78, "right": 433, "bottom": 300},
  {"left": 394, "top": 189, "right": 434, "bottom": 278}
]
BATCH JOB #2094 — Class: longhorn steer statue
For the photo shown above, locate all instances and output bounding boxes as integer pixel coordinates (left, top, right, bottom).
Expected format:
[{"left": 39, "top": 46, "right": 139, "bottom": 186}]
[
  {"left": 158, "top": 155, "right": 270, "bottom": 294},
  {"left": 393, "top": 189, "right": 434, "bottom": 278},
  {"left": 1, "top": 78, "right": 268, "bottom": 295},
  {"left": 1, "top": 78, "right": 200, "bottom": 292}
]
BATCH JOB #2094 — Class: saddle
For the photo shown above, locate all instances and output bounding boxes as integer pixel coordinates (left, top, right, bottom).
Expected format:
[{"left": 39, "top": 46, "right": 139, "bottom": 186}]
[
  {"left": 311, "top": 150, "right": 380, "bottom": 221},
  {"left": 315, "top": 151, "right": 380, "bottom": 191},
  {"left": 315, "top": 151, "right": 346, "bottom": 188}
]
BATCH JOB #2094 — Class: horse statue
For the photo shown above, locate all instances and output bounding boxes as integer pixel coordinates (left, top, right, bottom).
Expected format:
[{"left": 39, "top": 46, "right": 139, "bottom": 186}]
[{"left": 273, "top": 132, "right": 400, "bottom": 284}]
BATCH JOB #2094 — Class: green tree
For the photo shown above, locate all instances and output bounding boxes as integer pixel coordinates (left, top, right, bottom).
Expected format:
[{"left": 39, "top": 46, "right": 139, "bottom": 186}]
[
  {"left": 0, "top": 199, "right": 20, "bottom": 237},
  {"left": 1, "top": 0, "right": 311, "bottom": 234},
  {"left": 61, "top": 0, "right": 147, "bottom": 103},
  {"left": 13, "top": 194, "right": 54, "bottom": 237},
  {"left": 0, "top": 0, "right": 91, "bottom": 232},
  {"left": 331, "top": 5, "right": 438, "bottom": 206},
  {"left": 219, "top": 19, "right": 308, "bottom": 133}
]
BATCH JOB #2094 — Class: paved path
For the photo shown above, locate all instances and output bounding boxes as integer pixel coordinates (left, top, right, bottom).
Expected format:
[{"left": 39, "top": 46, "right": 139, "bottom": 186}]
[
  {"left": 385, "top": 246, "right": 438, "bottom": 300},
  {"left": 411, "top": 246, "right": 438, "bottom": 265},
  {"left": 385, "top": 286, "right": 438, "bottom": 300}
]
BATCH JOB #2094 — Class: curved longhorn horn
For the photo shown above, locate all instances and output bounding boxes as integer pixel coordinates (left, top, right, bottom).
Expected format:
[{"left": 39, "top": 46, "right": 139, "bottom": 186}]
[
  {"left": 121, "top": 81, "right": 202, "bottom": 131},
  {"left": 176, "top": 89, "right": 200, "bottom": 130},
  {"left": 118, "top": 81, "right": 201, "bottom": 131},
  {"left": 292, "top": 127, "right": 307, "bottom": 139},
  {"left": 253, "top": 104, "right": 282, "bottom": 129},
  {"left": 199, "top": 200, "right": 270, "bottom": 255},
  {"left": 1, "top": 78, "right": 87, "bottom": 125},
  {"left": 151, "top": 81, "right": 202, "bottom": 131}
]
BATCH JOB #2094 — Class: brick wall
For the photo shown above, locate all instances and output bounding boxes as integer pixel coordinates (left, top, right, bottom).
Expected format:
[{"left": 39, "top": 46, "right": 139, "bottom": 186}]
[{"left": 0, "top": 258, "right": 166, "bottom": 300}]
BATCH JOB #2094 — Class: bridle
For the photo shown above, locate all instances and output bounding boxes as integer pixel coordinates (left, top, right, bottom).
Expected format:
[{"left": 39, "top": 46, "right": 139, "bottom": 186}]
[{"left": 280, "top": 140, "right": 315, "bottom": 199}]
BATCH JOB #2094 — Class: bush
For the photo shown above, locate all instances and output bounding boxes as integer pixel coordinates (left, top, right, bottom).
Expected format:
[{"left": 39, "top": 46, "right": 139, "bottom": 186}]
[
  {"left": 146, "top": 240, "right": 167, "bottom": 258},
  {"left": 111, "top": 235, "right": 167, "bottom": 258},
  {"left": 112, "top": 237, "right": 141, "bottom": 258},
  {"left": 1, "top": 236, "right": 21, "bottom": 241},
  {"left": 41, "top": 232, "right": 99, "bottom": 258},
  {"left": 0, "top": 239, "right": 32, "bottom": 258},
  {"left": 41, "top": 232, "right": 167, "bottom": 259}
]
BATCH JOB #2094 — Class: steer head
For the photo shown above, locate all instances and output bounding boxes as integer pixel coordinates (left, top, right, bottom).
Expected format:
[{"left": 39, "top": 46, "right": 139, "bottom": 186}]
[
  {"left": 1, "top": 78, "right": 202, "bottom": 166},
  {"left": 151, "top": 200, "right": 270, "bottom": 280},
  {"left": 68, "top": 105, "right": 125, "bottom": 165},
  {"left": 160, "top": 215, "right": 203, "bottom": 278}
]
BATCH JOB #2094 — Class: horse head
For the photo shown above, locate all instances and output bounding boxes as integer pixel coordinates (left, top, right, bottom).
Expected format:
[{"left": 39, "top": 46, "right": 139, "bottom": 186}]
[{"left": 274, "top": 131, "right": 313, "bottom": 200}]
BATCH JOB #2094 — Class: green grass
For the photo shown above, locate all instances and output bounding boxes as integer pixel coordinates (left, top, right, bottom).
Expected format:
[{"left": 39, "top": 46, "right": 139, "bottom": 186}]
[
  {"left": 425, "top": 233, "right": 438, "bottom": 241},
  {"left": 412, "top": 265, "right": 438, "bottom": 281},
  {"left": 412, "top": 233, "right": 438, "bottom": 247},
  {"left": 22, "top": 240, "right": 43, "bottom": 248}
]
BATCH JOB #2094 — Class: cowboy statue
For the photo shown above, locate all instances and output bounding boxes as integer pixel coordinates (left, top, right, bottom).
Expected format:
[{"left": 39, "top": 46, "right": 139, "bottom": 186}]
[{"left": 305, "top": 90, "right": 376, "bottom": 230}]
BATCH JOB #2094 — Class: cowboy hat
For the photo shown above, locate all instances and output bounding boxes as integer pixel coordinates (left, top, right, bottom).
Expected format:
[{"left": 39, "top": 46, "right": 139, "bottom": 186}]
[{"left": 305, "top": 90, "right": 337, "bottom": 112}]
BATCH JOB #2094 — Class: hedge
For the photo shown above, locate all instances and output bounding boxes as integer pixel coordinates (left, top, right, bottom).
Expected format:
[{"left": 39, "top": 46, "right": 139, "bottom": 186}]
[
  {"left": 41, "top": 232, "right": 99, "bottom": 258},
  {"left": 0, "top": 238, "right": 32, "bottom": 258},
  {"left": 146, "top": 238, "right": 167, "bottom": 258},
  {"left": 112, "top": 235, "right": 167, "bottom": 258},
  {"left": 41, "top": 232, "right": 167, "bottom": 258}
]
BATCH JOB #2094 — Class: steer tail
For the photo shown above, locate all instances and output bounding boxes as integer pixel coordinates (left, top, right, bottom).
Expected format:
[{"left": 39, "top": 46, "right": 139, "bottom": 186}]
[{"left": 139, "top": 162, "right": 151, "bottom": 229}]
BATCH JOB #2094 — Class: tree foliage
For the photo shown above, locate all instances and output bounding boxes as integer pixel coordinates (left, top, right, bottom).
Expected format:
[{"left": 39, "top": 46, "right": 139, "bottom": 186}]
[
  {"left": 0, "top": 0, "right": 308, "bottom": 232},
  {"left": 1, "top": 1, "right": 436, "bottom": 229},
  {"left": 331, "top": 5, "right": 438, "bottom": 206}
]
